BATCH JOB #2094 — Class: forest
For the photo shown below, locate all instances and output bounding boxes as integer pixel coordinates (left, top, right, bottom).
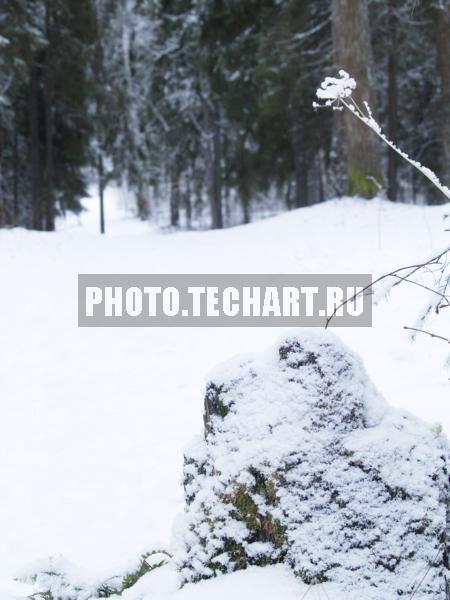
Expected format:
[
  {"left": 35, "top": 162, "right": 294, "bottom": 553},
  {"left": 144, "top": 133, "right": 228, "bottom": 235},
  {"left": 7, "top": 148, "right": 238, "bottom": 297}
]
[{"left": 0, "top": 0, "right": 449, "bottom": 231}]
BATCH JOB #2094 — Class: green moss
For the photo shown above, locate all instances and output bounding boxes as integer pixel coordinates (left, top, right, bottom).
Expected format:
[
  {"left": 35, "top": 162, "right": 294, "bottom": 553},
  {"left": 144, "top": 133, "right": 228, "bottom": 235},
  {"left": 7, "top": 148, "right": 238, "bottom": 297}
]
[
  {"left": 228, "top": 477, "right": 286, "bottom": 550},
  {"left": 294, "top": 570, "right": 329, "bottom": 585},
  {"left": 222, "top": 538, "right": 248, "bottom": 571},
  {"left": 232, "top": 485, "right": 261, "bottom": 531},
  {"left": 348, "top": 164, "right": 381, "bottom": 199},
  {"left": 204, "top": 383, "right": 230, "bottom": 435},
  {"left": 431, "top": 423, "right": 443, "bottom": 435},
  {"left": 116, "top": 551, "right": 170, "bottom": 594},
  {"left": 230, "top": 481, "right": 286, "bottom": 548}
]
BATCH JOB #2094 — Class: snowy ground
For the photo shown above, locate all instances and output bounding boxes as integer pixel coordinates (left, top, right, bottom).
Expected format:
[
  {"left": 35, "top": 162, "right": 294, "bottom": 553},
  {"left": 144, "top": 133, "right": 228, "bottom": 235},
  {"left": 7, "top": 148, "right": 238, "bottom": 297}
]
[{"left": 0, "top": 188, "right": 449, "bottom": 598}]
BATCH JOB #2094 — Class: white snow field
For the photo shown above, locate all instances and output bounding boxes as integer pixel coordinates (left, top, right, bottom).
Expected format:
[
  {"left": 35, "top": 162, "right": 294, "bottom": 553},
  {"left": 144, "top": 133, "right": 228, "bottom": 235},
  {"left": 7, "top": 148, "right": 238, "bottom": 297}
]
[{"left": 0, "top": 188, "right": 449, "bottom": 598}]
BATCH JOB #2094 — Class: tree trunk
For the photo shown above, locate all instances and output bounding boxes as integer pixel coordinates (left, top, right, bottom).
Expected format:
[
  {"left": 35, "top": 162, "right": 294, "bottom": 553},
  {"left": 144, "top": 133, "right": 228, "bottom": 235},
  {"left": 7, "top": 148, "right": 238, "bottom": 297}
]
[
  {"left": 13, "top": 111, "right": 19, "bottom": 225},
  {"left": 291, "top": 121, "right": 308, "bottom": 208},
  {"left": 0, "top": 111, "right": 4, "bottom": 227},
  {"left": 242, "top": 196, "right": 251, "bottom": 224},
  {"left": 29, "top": 62, "right": 42, "bottom": 230},
  {"left": 137, "top": 180, "right": 149, "bottom": 220},
  {"left": 170, "top": 161, "right": 180, "bottom": 228},
  {"left": 436, "top": 0, "right": 450, "bottom": 187},
  {"left": 98, "top": 153, "right": 105, "bottom": 234},
  {"left": 286, "top": 178, "right": 293, "bottom": 210},
  {"left": 43, "top": 0, "right": 55, "bottom": 231},
  {"left": 318, "top": 151, "right": 325, "bottom": 203},
  {"left": 184, "top": 174, "right": 192, "bottom": 229},
  {"left": 387, "top": 0, "right": 398, "bottom": 201},
  {"left": 207, "top": 102, "right": 223, "bottom": 229},
  {"left": 332, "top": 0, "right": 382, "bottom": 198}
]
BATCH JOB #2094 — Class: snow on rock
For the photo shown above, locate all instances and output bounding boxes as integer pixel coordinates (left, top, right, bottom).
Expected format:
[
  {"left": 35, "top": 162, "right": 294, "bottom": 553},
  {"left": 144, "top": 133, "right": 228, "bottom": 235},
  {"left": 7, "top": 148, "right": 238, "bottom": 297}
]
[{"left": 176, "top": 329, "right": 450, "bottom": 598}]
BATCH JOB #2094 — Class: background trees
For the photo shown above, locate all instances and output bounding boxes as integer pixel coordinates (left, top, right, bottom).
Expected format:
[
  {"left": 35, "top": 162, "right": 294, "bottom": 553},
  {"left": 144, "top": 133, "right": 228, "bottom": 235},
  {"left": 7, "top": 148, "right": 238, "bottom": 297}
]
[
  {"left": 0, "top": 0, "right": 448, "bottom": 231},
  {"left": 0, "top": 0, "right": 94, "bottom": 230}
]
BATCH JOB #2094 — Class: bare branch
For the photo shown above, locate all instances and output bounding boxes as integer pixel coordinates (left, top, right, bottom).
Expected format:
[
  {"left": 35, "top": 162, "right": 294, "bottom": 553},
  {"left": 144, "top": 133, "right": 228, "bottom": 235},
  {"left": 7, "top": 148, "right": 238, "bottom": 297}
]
[
  {"left": 325, "top": 248, "right": 450, "bottom": 328},
  {"left": 403, "top": 326, "right": 450, "bottom": 343}
]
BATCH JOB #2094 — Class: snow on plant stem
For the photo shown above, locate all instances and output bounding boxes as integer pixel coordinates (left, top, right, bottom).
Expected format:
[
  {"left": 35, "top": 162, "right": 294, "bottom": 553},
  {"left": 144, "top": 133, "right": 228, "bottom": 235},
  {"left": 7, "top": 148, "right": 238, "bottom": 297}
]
[{"left": 314, "top": 70, "right": 450, "bottom": 202}]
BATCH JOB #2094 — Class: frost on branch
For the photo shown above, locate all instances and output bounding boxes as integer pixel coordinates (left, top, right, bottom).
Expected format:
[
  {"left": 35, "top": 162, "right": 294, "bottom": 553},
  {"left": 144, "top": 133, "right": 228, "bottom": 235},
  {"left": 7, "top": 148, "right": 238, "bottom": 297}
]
[{"left": 176, "top": 330, "right": 449, "bottom": 598}]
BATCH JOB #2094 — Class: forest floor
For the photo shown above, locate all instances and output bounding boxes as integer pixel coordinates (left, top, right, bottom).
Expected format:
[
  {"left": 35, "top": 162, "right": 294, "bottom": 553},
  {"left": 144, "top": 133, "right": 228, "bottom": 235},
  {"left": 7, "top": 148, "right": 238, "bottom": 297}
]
[{"left": 0, "top": 189, "right": 449, "bottom": 599}]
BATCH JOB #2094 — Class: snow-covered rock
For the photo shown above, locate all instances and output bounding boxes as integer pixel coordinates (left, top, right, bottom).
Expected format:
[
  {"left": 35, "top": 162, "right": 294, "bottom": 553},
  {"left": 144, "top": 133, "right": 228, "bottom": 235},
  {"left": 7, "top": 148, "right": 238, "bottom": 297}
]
[{"left": 176, "top": 330, "right": 450, "bottom": 599}]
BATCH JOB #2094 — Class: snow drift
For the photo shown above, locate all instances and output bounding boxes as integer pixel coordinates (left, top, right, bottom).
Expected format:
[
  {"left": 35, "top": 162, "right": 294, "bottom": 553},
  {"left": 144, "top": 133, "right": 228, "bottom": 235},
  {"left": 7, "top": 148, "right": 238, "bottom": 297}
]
[{"left": 177, "top": 330, "right": 449, "bottom": 598}]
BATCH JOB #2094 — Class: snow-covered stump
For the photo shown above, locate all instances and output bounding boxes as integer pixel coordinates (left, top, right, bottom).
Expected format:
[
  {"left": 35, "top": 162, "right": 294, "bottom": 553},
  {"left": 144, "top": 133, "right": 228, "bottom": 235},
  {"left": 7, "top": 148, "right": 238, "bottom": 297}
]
[{"left": 177, "top": 331, "right": 450, "bottom": 599}]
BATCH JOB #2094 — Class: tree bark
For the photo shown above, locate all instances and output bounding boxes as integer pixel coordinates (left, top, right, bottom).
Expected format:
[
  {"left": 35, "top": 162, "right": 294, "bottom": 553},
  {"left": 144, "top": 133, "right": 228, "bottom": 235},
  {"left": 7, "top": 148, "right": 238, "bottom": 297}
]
[
  {"left": 184, "top": 174, "right": 192, "bottom": 229},
  {"left": 207, "top": 102, "right": 223, "bottom": 229},
  {"left": 0, "top": 112, "right": 4, "bottom": 227},
  {"left": 285, "top": 178, "right": 292, "bottom": 210},
  {"left": 98, "top": 153, "right": 105, "bottom": 234},
  {"left": 332, "top": 0, "right": 382, "bottom": 198},
  {"left": 291, "top": 121, "right": 308, "bottom": 208},
  {"left": 29, "top": 62, "right": 42, "bottom": 230},
  {"left": 13, "top": 110, "right": 19, "bottom": 225},
  {"left": 137, "top": 180, "right": 150, "bottom": 220},
  {"left": 43, "top": 0, "right": 55, "bottom": 231},
  {"left": 387, "top": 0, "right": 398, "bottom": 201},
  {"left": 170, "top": 160, "right": 180, "bottom": 228},
  {"left": 436, "top": 0, "right": 450, "bottom": 187}
]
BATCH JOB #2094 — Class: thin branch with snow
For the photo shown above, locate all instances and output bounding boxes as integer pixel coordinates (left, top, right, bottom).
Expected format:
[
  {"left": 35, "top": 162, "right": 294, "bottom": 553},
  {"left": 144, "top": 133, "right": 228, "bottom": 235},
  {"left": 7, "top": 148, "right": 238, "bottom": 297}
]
[{"left": 313, "top": 70, "right": 450, "bottom": 202}]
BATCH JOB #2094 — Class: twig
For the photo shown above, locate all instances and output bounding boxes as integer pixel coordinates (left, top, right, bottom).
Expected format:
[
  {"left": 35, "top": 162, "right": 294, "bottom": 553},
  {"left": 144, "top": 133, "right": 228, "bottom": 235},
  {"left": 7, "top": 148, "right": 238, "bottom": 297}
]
[
  {"left": 408, "top": 545, "right": 443, "bottom": 599},
  {"left": 403, "top": 326, "right": 450, "bottom": 344},
  {"left": 325, "top": 249, "right": 450, "bottom": 328},
  {"left": 300, "top": 583, "right": 313, "bottom": 599},
  {"left": 390, "top": 274, "right": 450, "bottom": 306}
]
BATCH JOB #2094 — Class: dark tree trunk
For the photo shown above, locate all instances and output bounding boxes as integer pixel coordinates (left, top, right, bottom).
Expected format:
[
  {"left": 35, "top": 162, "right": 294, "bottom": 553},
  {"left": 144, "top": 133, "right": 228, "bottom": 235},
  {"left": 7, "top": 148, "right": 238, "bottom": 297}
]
[
  {"left": 238, "top": 134, "right": 251, "bottom": 224},
  {"left": 292, "top": 122, "right": 308, "bottom": 208},
  {"left": 436, "top": 0, "right": 450, "bottom": 187},
  {"left": 98, "top": 153, "right": 105, "bottom": 234},
  {"left": 13, "top": 109, "right": 19, "bottom": 225},
  {"left": 332, "top": 0, "right": 382, "bottom": 198},
  {"left": 0, "top": 114, "right": 4, "bottom": 227},
  {"left": 43, "top": 1, "right": 55, "bottom": 231},
  {"left": 170, "top": 161, "right": 180, "bottom": 228},
  {"left": 318, "top": 151, "right": 325, "bottom": 203},
  {"left": 207, "top": 103, "right": 223, "bottom": 229},
  {"left": 193, "top": 167, "right": 203, "bottom": 224},
  {"left": 137, "top": 180, "right": 149, "bottom": 220},
  {"left": 387, "top": 0, "right": 398, "bottom": 201},
  {"left": 93, "top": 3, "right": 108, "bottom": 234},
  {"left": 29, "top": 63, "right": 42, "bottom": 230},
  {"left": 285, "top": 178, "right": 292, "bottom": 210},
  {"left": 184, "top": 174, "right": 192, "bottom": 229},
  {"left": 242, "top": 197, "right": 250, "bottom": 224}
]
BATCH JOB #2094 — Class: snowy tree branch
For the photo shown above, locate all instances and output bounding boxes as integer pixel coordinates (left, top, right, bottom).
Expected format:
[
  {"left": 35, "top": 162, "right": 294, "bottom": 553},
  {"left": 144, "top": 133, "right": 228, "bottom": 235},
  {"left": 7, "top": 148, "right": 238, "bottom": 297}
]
[{"left": 314, "top": 70, "right": 450, "bottom": 202}]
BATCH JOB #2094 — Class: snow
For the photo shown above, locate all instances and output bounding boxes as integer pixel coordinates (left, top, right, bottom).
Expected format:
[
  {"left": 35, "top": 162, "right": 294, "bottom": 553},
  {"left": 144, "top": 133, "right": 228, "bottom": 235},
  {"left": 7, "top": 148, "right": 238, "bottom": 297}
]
[
  {"left": 0, "top": 187, "right": 450, "bottom": 598},
  {"left": 118, "top": 563, "right": 341, "bottom": 600},
  {"left": 119, "top": 563, "right": 353, "bottom": 600},
  {"left": 314, "top": 70, "right": 356, "bottom": 104}
]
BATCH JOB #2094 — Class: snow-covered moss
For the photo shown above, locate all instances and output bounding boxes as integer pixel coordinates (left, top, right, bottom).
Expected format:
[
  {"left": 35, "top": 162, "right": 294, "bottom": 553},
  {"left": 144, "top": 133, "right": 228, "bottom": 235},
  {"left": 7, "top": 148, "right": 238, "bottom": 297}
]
[{"left": 176, "top": 330, "right": 450, "bottom": 598}]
